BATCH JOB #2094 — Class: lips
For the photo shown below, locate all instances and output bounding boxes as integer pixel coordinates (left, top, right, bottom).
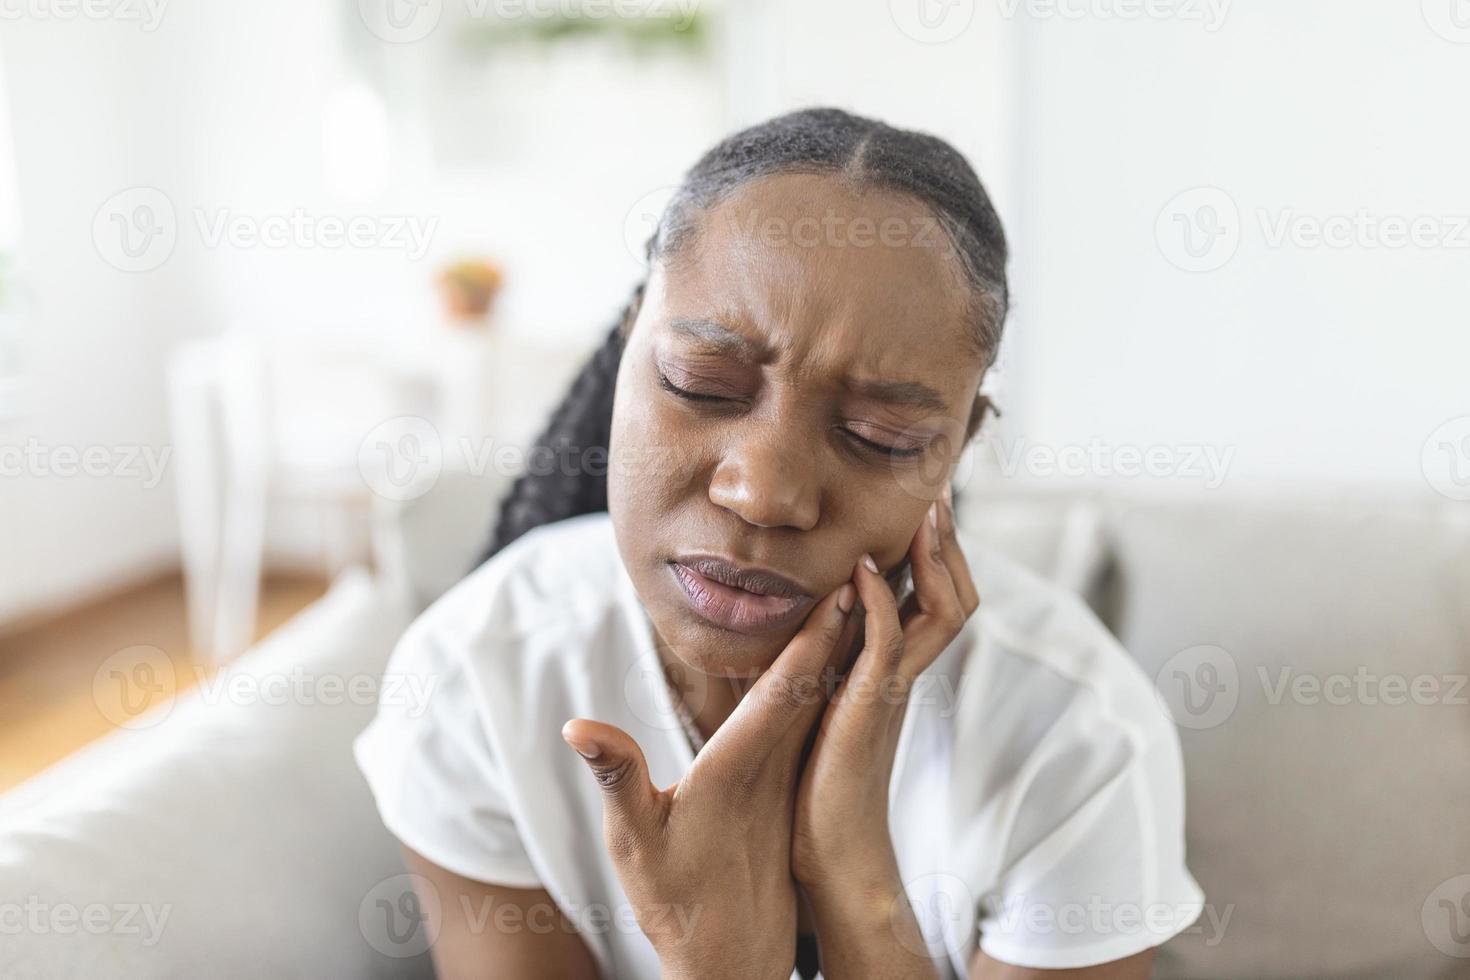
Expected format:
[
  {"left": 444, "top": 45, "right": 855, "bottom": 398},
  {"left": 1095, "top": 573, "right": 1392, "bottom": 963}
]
[{"left": 668, "top": 555, "right": 815, "bottom": 635}]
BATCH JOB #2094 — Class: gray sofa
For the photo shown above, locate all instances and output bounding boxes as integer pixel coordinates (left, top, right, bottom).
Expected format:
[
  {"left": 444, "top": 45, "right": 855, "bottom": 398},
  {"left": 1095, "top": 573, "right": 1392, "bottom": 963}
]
[{"left": 2, "top": 475, "right": 1467, "bottom": 978}]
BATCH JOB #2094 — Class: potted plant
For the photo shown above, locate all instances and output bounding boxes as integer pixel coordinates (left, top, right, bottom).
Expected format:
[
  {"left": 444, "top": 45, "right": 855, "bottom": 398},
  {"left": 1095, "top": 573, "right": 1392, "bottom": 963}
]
[{"left": 436, "top": 257, "right": 504, "bottom": 326}]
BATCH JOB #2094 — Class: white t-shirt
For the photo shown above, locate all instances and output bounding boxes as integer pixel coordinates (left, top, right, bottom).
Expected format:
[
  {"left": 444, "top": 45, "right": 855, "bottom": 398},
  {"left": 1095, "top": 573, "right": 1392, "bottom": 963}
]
[{"left": 353, "top": 512, "right": 1204, "bottom": 979}]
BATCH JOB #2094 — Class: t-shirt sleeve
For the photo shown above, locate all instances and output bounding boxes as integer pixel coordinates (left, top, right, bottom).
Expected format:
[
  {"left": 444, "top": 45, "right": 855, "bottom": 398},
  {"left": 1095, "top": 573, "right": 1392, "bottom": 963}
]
[
  {"left": 974, "top": 721, "right": 1205, "bottom": 970},
  {"left": 352, "top": 621, "right": 542, "bottom": 889}
]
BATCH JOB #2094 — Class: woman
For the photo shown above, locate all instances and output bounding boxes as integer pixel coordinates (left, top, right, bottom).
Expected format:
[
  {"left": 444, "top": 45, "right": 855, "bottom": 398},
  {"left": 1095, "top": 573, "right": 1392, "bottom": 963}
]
[{"left": 354, "top": 107, "right": 1203, "bottom": 979}]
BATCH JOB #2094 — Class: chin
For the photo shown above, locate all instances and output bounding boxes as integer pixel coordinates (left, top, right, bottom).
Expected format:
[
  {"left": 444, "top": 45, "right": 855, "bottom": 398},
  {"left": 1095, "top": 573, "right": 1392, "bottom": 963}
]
[{"left": 657, "top": 612, "right": 792, "bottom": 680}]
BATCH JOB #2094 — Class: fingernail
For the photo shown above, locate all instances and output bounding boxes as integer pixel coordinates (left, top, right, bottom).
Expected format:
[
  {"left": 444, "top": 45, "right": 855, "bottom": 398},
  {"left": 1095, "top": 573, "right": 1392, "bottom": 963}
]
[
  {"left": 943, "top": 483, "right": 953, "bottom": 505},
  {"left": 928, "top": 502, "right": 938, "bottom": 529},
  {"left": 862, "top": 553, "right": 879, "bottom": 574},
  {"left": 836, "top": 583, "right": 856, "bottom": 614},
  {"left": 563, "top": 733, "right": 600, "bottom": 760}
]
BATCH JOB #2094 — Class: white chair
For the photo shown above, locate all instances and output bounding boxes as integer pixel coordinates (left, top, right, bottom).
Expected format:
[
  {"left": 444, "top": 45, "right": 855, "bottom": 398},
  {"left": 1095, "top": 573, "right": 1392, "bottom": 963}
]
[{"left": 167, "top": 331, "right": 449, "bottom": 661}]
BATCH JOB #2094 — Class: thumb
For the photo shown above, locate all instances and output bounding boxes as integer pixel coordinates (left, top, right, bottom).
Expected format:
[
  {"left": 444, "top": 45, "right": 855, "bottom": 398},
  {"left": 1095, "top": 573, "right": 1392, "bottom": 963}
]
[{"left": 561, "top": 718, "right": 660, "bottom": 837}]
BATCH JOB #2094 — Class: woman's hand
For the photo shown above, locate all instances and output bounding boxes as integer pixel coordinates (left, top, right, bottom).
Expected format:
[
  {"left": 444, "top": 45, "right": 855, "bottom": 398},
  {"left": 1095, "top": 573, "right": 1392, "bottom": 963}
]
[
  {"left": 561, "top": 584, "right": 858, "bottom": 980},
  {"left": 792, "top": 488, "right": 980, "bottom": 978}
]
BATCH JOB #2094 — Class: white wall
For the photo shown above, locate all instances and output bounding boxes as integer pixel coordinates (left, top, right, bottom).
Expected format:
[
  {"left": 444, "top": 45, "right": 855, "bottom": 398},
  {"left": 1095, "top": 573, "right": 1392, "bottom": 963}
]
[
  {"left": 990, "top": 0, "right": 1470, "bottom": 493},
  {"left": 0, "top": 18, "right": 201, "bottom": 623}
]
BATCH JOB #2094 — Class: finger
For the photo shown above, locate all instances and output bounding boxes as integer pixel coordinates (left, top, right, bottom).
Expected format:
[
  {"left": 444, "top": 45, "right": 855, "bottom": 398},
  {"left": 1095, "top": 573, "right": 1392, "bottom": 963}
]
[
  {"left": 901, "top": 501, "right": 967, "bottom": 668},
  {"left": 849, "top": 550, "right": 906, "bottom": 682},
  {"left": 937, "top": 484, "right": 980, "bottom": 615},
  {"left": 562, "top": 719, "right": 661, "bottom": 842},
  {"left": 702, "top": 583, "right": 857, "bottom": 764}
]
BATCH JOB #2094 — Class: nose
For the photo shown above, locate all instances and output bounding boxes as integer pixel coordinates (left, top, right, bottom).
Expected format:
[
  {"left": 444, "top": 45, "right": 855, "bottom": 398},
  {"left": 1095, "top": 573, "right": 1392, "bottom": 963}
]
[{"left": 707, "top": 423, "right": 821, "bottom": 531}]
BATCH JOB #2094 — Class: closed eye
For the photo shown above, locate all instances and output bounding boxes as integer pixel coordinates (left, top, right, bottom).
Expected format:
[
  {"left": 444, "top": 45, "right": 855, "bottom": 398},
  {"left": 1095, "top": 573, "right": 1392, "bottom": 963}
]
[
  {"left": 843, "top": 429, "right": 925, "bottom": 459},
  {"left": 660, "top": 367, "right": 926, "bottom": 459},
  {"left": 657, "top": 369, "right": 730, "bottom": 403}
]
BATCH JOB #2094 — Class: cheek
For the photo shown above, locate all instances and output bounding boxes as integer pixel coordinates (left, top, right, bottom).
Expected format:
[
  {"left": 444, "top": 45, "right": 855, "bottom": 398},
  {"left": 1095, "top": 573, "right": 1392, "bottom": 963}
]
[
  {"left": 608, "top": 380, "right": 704, "bottom": 537},
  {"left": 839, "top": 484, "right": 930, "bottom": 569}
]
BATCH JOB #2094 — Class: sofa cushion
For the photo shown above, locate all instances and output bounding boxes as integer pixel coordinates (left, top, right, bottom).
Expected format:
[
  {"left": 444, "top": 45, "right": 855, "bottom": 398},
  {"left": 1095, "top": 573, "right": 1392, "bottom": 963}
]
[
  {"left": 1100, "top": 493, "right": 1470, "bottom": 978},
  {"left": 0, "top": 568, "right": 432, "bottom": 980}
]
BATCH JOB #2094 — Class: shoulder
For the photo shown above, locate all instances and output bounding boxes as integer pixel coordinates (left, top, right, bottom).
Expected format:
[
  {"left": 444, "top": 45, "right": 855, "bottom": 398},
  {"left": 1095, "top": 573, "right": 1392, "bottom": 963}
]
[
  {"left": 928, "top": 530, "right": 1203, "bottom": 968},
  {"left": 409, "top": 511, "right": 627, "bottom": 648},
  {"left": 933, "top": 525, "right": 1188, "bottom": 874},
  {"left": 378, "top": 512, "right": 638, "bottom": 708},
  {"left": 950, "top": 523, "right": 1169, "bottom": 753}
]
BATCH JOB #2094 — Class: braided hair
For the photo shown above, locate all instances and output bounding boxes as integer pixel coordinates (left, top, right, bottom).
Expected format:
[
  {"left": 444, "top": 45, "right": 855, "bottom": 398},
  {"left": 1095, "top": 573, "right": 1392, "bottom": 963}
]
[{"left": 481, "top": 106, "right": 1009, "bottom": 562}]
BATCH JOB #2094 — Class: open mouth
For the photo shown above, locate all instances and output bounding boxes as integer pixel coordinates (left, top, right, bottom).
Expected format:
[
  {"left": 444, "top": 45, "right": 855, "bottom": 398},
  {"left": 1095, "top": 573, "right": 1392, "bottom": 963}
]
[{"left": 667, "top": 556, "right": 814, "bottom": 635}]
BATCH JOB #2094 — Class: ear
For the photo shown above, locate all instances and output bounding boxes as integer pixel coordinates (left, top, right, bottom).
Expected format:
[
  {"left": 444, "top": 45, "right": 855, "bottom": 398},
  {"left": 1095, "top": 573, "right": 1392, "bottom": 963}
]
[{"left": 964, "top": 390, "right": 1000, "bottom": 443}]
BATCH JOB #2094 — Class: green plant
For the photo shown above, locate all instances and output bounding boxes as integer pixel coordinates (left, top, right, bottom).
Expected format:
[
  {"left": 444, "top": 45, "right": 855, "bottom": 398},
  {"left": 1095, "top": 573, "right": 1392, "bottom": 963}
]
[{"left": 457, "top": 8, "right": 708, "bottom": 58}]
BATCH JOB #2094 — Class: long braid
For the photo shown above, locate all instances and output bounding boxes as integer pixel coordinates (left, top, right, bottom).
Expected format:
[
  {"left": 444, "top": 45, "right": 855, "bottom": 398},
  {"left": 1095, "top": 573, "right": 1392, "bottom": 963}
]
[{"left": 482, "top": 282, "right": 640, "bottom": 560}]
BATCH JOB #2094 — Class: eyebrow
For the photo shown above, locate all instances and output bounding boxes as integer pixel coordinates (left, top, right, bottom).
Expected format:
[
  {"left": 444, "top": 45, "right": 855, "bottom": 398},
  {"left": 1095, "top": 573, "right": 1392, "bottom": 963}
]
[
  {"left": 667, "top": 317, "right": 769, "bottom": 359},
  {"left": 667, "top": 316, "right": 948, "bottom": 412},
  {"left": 847, "top": 378, "right": 949, "bottom": 413}
]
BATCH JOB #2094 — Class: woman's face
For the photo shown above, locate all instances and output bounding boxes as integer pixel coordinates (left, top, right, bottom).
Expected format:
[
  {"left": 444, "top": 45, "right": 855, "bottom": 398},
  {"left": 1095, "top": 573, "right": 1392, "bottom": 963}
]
[{"left": 608, "top": 172, "right": 987, "bottom": 678}]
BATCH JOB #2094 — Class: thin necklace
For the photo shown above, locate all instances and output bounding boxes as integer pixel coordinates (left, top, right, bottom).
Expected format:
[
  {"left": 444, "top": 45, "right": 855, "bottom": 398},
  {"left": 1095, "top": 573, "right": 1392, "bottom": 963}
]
[{"left": 667, "top": 674, "right": 707, "bottom": 757}]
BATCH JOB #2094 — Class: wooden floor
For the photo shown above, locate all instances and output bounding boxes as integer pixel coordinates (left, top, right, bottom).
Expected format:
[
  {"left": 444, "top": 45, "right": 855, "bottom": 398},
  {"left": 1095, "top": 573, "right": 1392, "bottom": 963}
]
[{"left": 0, "top": 573, "right": 327, "bottom": 794}]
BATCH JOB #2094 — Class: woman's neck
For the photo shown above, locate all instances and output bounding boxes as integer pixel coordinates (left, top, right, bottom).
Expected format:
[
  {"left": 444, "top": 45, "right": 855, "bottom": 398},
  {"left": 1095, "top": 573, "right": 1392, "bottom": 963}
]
[
  {"left": 653, "top": 633, "right": 756, "bottom": 746},
  {"left": 652, "top": 625, "right": 870, "bottom": 749}
]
